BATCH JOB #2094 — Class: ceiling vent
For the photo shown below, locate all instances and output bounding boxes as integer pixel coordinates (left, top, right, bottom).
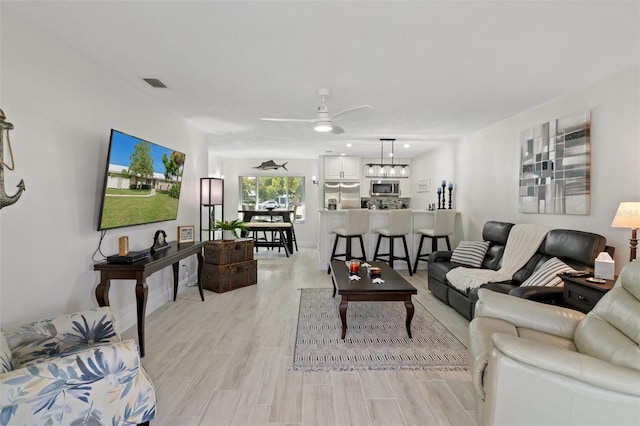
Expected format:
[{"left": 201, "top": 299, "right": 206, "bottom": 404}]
[{"left": 143, "top": 78, "right": 167, "bottom": 88}]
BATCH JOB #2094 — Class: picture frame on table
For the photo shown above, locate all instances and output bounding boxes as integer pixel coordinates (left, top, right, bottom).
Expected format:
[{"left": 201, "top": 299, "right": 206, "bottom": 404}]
[{"left": 177, "top": 225, "right": 195, "bottom": 244}]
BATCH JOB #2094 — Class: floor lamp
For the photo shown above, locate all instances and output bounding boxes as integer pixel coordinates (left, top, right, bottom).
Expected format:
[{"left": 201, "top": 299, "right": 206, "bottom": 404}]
[
  {"left": 201, "top": 177, "right": 224, "bottom": 241},
  {"left": 611, "top": 202, "right": 640, "bottom": 262}
]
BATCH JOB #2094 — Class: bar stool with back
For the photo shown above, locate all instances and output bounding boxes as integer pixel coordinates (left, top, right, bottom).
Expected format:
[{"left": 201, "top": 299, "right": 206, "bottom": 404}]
[
  {"left": 372, "top": 209, "right": 413, "bottom": 275},
  {"left": 413, "top": 209, "right": 456, "bottom": 273},
  {"left": 328, "top": 209, "right": 370, "bottom": 273}
]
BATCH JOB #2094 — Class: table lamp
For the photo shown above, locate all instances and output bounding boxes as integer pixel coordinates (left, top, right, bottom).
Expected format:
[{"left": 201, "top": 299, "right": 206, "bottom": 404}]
[{"left": 611, "top": 202, "right": 640, "bottom": 262}]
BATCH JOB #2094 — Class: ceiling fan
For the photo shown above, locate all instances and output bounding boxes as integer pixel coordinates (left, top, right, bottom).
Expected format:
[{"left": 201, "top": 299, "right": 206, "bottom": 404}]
[{"left": 260, "top": 88, "right": 372, "bottom": 135}]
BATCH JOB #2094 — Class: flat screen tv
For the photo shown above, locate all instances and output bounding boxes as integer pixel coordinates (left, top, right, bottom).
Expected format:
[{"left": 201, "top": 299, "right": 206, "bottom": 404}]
[{"left": 97, "top": 129, "right": 186, "bottom": 231}]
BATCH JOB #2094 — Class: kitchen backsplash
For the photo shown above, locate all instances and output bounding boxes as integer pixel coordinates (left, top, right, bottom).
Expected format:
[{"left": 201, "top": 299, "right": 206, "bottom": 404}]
[{"left": 361, "top": 197, "right": 411, "bottom": 209}]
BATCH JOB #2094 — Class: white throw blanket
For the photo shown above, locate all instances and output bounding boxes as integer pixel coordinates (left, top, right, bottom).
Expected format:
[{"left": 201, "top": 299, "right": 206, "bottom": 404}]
[{"left": 446, "top": 224, "right": 549, "bottom": 292}]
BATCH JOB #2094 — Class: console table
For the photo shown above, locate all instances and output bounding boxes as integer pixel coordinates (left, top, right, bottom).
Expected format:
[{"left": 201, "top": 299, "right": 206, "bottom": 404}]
[{"left": 94, "top": 241, "right": 205, "bottom": 357}]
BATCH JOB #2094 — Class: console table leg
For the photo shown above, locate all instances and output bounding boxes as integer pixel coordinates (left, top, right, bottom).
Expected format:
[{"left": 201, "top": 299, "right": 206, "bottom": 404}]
[
  {"left": 95, "top": 274, "right": 110, "bottom": 307},
  {"left": 136, "top": 280, "right": 148, "bottom": 357},
  {"left": 405, "top": 297, "right": 414, "bottom": 338},
  {"left": 172, "top": 262, "right": 179, "bottom": 302},
  {"left": 340, "top": 296, "right": 348, "bottom": 339},
  {"left": 196, "top": 251, "right": 204, "bottom": 301}
]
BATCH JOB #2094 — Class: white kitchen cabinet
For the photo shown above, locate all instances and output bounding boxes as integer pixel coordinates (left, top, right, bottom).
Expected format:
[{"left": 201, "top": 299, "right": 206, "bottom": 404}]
[{"left": 324, "top": 156, "right": 360, "bottom": 180}]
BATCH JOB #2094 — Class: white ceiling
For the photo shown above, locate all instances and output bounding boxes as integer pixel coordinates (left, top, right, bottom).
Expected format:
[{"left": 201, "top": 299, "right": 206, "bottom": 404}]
[{"left": 4, "top": 1, "right": 639, "bottom": 159}]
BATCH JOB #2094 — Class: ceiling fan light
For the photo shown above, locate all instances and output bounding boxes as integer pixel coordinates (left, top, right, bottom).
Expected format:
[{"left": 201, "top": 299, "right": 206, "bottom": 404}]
[{"left": 314, "top": 122, "right": 332, "bottom": 132}]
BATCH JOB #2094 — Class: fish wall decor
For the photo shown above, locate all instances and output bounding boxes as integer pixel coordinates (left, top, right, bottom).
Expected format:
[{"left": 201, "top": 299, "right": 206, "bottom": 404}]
[{"left": 253, "top": 160, "right": 288, "bottom": 171}]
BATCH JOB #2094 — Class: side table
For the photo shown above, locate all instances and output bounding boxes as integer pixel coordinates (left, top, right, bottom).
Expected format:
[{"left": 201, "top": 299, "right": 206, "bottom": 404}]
[{"left": 559, "top": 273, "right": 615, "bottom": 313}]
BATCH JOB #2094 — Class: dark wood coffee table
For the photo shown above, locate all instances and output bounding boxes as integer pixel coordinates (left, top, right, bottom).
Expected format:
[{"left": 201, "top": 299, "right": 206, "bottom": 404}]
[{"left": 329, "top": 260, "right": 418, "bottom": 339}]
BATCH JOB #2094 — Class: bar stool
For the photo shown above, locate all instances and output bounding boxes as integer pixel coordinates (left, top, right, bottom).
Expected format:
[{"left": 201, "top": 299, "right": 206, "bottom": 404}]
[
  {"left": 328, "top": 209, "right": 370, "bottom": 273},
  {"left": 413, "top": 209, "right": 456, "bottom": 273},
  {"left": 372, "top": 209, "right": 413, "bottom": 275}
]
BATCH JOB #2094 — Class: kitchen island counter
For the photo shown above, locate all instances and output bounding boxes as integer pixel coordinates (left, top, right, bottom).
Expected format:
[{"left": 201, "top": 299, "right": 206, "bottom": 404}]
[{"left": 318, "top": 209, "right": 461, "bottom": 271}]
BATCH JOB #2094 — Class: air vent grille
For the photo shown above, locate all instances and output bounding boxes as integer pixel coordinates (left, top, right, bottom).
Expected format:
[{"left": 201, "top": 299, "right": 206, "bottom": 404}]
[{"left": 143, "top": 78, "right": 167, "bottom": 88}]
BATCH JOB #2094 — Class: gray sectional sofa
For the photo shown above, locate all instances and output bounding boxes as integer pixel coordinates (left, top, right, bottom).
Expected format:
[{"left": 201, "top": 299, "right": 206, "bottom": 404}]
[{"left": 427, "top": 221, "right": 608, "bottom": 320}]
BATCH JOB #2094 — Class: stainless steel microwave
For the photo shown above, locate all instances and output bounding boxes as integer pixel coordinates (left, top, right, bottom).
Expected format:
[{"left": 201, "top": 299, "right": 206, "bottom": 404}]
[{"left": 370, "top": 180, "right": 401, "bottom": 196}]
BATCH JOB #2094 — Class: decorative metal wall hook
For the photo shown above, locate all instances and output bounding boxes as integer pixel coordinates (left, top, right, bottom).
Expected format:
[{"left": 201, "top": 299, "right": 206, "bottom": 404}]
[{"left": 0, "top": 109, "right": 26, "bottom": 210}]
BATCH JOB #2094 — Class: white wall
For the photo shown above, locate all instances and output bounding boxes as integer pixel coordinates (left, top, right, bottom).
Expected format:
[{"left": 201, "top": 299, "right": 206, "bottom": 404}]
[
  {"left": 0, "top": 10, "right": 208, "bottom": 329},
  {"left": 214, "top": 157, "right": 320, "bottom": 249},
  {"left": 413, "top": 65, "right": 640, "bottom": 273},
  {"left": 409, "top": 143, "right": 459, "bottom": 210}
]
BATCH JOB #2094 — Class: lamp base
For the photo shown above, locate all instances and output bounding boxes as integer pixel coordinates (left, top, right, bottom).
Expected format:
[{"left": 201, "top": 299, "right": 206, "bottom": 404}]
[{"left": 629, "top": 228, "right": 638, "bottom": 262}]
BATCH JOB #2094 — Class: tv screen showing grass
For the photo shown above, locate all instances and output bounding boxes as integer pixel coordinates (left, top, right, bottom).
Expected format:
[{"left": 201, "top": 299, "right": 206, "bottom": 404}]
[{"left": 97, "top": 129, "right": 185, "bottom": 230}]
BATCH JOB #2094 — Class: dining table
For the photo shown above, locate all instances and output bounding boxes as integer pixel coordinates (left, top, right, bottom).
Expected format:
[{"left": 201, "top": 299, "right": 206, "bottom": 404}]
[
  {"left": 238, "top": 209, "right": 294, "bottom": 254},
  {"left": 238, "top": 209, "right": 292, "bottom": 224}
]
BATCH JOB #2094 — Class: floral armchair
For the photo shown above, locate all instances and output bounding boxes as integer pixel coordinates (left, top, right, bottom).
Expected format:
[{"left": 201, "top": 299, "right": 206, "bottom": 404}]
[{"left": 0, "top": 307, "right": 155, "bottom": 425}]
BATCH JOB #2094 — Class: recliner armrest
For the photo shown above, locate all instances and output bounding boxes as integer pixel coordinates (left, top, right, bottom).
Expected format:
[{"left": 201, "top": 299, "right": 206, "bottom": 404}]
[
  {"left": 491, "top": 333, "right": 640, "bottom": 396},
  {"left": 509, "top": 286, "right": 564, "bottom": 304},
  {"left": 428, "top": 250, "right": 452, "bottom": 263},
  {"left": 475, "top": 288, "right": 584, "bottom": 340}
]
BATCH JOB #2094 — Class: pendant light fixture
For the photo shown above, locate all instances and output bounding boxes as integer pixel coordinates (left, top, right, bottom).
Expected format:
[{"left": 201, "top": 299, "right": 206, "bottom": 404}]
[{"left": 363, "top": 138, "right": 411, "bottom": 178}]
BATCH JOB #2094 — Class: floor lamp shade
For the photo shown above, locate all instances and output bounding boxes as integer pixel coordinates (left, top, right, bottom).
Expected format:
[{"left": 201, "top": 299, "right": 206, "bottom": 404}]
[
  {"left": 201, "top": 178, "right": 224, "bottom": 206},
  {"left": 200, "top": 178, "right": 224, "bottom": 241},
  {"left": 611, "top": 202, "right": 640, "bottom": 262}
]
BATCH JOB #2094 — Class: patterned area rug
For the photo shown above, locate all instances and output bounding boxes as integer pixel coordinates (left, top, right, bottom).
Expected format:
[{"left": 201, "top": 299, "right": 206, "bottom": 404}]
[{"left": 292, "top": 288, "right": 469, "bottom": 371}]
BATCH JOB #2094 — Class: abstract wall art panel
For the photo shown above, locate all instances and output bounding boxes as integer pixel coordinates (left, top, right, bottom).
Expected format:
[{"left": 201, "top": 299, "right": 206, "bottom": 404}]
[{"left": 519, "top": 110, "right": 590, "bottom": 215}]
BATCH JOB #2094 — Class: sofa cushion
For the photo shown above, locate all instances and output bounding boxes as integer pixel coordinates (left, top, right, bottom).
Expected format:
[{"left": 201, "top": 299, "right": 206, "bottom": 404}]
[
  {"left": 0, "top": 329, "right": 13, "bottom": 373},
  {"left": 481, "top": 244, "right": 506, "bottom": 270},
  {"left": 482, "top": 221, "right": 514, "bottom": 245},
  {"left": 543, "top": 229, "right": 606, "bottom": 268},
  {"left": 450, "top": 241, "right": 490, "bottom": 267},
  {"left": 428, "top": 260, "right": 460, "bottom": 284},
  {"left": 521, "top": 257, "right": 576, "bottom": 287}
]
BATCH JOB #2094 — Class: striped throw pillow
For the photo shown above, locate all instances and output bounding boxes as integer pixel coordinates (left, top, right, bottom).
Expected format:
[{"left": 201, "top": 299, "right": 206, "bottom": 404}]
[
  {"left": 450, "top": 241, "right": 490, "bottom": 267},
  {"left": 521, "top": 257, "right": 576, "bottom": 287}
]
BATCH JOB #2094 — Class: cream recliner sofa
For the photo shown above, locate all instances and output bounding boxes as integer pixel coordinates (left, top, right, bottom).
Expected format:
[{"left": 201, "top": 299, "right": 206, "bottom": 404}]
[{"left": 468, "top": 259, "right": 640, "bottom": 426}]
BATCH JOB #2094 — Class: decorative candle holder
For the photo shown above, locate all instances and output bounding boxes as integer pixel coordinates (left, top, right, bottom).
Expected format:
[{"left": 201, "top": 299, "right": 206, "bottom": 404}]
[
  {"left": 441, "top": 181, "right": 447, "bottom": 209},
  {"left": 448, "top": 183, "right": 454, "bottom": 209},
  {"left": 437, "top": 187, "right": 442, "bottom": 209}
]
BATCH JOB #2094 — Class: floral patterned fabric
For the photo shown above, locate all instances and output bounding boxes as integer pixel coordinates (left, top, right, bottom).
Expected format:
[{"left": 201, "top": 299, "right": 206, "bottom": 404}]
[
  {"left": 4, "top": 307, "right": 121, "bottom": 368},
  {"left": 0, "top": 307, "right": 155, "bottom": 425},
  {"left": 0, "top": 331, "right": 12, "bottom": 374}
]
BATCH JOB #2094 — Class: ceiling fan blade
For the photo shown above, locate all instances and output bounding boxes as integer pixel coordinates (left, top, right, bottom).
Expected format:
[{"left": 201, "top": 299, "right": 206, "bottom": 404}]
[
  {"left": 331, "top": 124, "right": 345, "bottom": 134},
  {"left": 260, "top": 117, "right": 315, "bottom": 123},
  {"left": 331, "top": 105, "right": 373, "bottom": 121}
]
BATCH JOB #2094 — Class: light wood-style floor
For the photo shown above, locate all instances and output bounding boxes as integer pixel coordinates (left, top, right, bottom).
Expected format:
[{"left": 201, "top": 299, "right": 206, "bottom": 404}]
[{"left": 124, "top": 248, "right": 476, "bottom": 426}]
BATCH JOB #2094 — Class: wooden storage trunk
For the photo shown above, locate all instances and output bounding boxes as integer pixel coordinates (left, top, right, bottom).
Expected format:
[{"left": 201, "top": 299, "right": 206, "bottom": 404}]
[
  {"left": 202, "top": 260, "right": 258, "bottom": 293},
  {"left": 204, "top": 239, "right": 253, "bottom": 265}
]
